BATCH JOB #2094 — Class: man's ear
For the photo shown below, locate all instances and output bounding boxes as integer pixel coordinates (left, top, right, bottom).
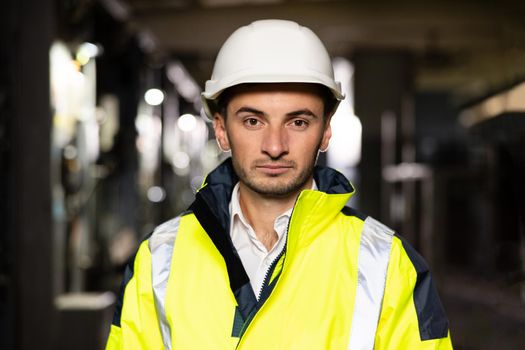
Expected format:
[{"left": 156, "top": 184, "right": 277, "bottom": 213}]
[
  {"left": 319, "top": 115, "right": 332, "bottom": 152},
  {"left": 213, "top": 113, "right": 231, "bottom": 152}
]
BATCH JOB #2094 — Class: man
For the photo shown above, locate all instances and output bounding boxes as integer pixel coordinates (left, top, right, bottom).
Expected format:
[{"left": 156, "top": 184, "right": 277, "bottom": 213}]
[{"left": 106, "top": 20, "right": 452, "bottom": 349}]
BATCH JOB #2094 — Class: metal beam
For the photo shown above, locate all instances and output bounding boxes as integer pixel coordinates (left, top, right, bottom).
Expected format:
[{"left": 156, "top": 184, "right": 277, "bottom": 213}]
[{"left": 459, "top": 81, "right": 525, "bottom": 127}]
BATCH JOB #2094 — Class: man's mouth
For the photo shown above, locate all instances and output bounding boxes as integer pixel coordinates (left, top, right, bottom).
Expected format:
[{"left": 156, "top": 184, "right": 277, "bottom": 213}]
[{"left": 255, "top": 163, "right": 294, "bottom": 175}]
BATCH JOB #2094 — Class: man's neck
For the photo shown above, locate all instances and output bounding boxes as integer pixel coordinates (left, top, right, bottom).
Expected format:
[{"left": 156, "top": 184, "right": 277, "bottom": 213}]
[{"left": 237, "top": 179, "right": 312, "bottom": 251}]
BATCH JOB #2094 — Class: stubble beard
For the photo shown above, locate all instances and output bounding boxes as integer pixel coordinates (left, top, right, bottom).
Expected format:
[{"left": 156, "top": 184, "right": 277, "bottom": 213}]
[{"left": 231, "top": 151, "right": 319, "bottom": 198}]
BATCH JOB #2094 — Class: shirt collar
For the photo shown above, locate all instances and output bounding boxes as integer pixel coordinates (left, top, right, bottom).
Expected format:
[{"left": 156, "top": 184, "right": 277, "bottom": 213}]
[{"left": 229, "top": 180, "right": 317, "bottom": 239}]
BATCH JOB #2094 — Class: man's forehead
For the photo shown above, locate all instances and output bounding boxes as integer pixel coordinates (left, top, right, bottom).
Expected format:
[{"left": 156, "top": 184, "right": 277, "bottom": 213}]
[{"left": 215, "top": 82, "right": 332, "bottom": 119}]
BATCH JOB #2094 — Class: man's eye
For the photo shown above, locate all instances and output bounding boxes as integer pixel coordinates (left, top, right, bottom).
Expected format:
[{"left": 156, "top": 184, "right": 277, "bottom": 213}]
[
  {"left": 245, "top": 118, "right": 261, "bottom": 127},
  {"left": 292, "top": 119, "right": 308, "bottom": 128}
]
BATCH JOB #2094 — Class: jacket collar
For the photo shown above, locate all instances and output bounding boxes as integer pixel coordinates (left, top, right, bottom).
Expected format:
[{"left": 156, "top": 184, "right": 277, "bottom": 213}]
[
  {"left": 190, "top": 157, "right": 355, "bottom": 309},
  {"left": 196, "top": 157, "right": 355, "bottom": 234}
]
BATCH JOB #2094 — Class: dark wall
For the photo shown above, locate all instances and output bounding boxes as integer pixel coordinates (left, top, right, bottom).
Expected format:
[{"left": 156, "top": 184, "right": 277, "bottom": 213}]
[
  {"left": 0, "top": 0, "right": 17, "bottom": 348},
  {"left": 414, "top": 91, "right": 468, "bottom": 165},
  {"left": 1, "top": 0, "right": 57, "bottom": 348},
  {"left": 353, "top": 50, "right": 413, "bottom": 219}
]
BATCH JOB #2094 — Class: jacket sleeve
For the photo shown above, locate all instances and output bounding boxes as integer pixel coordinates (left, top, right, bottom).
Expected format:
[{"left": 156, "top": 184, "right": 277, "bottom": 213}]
[
  {"left": 374, "top": 235, "right": 453, "bottom": 350},
  {"left": 106, "top": 240, "right": 164, "bottom": 350}
]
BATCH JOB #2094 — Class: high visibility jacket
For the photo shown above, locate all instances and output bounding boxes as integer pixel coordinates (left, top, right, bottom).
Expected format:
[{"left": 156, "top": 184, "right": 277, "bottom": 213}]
[{"left": 106, "top": 158, "right": 452, "bottom": 349}]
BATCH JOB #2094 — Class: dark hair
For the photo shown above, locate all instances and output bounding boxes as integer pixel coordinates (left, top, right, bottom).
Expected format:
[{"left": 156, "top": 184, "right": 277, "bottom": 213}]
[{"left": 212, "top": 83, "right": 338, "bottom": 121}]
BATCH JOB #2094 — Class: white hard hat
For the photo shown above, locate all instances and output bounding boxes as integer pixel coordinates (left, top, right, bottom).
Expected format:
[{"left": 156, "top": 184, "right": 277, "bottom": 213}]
[{"left": 201, "top": 19, "right": 344, "bottom": 118}]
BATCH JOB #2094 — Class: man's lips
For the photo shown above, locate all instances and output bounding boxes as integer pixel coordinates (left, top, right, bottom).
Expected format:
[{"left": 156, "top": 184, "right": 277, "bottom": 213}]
[{"left": 255, "top": 164, "right": 293, "bottom": 175}]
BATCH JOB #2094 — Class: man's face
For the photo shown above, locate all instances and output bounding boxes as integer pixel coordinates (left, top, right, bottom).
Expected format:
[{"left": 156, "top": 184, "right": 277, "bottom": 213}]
[{"left": 213, "top": 84, "right": 332, "bottom": 198}]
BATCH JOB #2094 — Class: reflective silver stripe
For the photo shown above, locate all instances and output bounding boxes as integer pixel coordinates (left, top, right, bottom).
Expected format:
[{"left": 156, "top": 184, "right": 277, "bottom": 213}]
[
  {"left": 149, "top": 216, "right": 181, "bottom": 350},
  {"left": 348, "top": 217, "right": 394, "bottom": 350}
]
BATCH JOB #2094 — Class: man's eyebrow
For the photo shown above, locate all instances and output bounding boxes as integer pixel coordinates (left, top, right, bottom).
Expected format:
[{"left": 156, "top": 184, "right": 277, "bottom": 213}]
[
  {"left": 286, "top": 109, "right": 319, "bottom": 119},
  {"left": 234, "top": 107, "right": 319, "bottom": 119},
  {"left": 235, "top": 107, "right": 265, "bottom": 116}
]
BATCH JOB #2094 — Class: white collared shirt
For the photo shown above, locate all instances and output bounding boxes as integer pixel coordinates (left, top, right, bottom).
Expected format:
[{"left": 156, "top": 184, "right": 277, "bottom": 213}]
[{"left": 229, "top": 181, "right": 317, "bottom": 299}]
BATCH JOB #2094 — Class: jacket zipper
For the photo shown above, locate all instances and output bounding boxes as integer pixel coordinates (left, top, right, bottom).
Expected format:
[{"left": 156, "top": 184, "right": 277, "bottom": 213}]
[
  {"left": 257, "top": 243, "right": 286, "bottom": 301},
  {"left": 256, "top": 196, "right": 296, "bottom": 303},
  {"left": 236, "top": 197, "right": 299, "bottom": 348},
  {"left": 235, "top": 242, "right": 287, "bottom": 346}
]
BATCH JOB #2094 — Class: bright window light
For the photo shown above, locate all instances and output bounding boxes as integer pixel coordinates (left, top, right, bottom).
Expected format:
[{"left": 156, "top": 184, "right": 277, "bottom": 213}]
[
  {"left": 147, "top": 186, "right": 166, "bottom": 203},
  {"left": 177, "top": 113, "right": 197, "bottom": 132},
  {"left": 76, "top": 42, "right": 100, "bottom": 65},
  {"left": 327, "top": 58, "right": 362, "bottom": 170},
  {"left": 144, "top": 88, "right": 165, "bottom": 106},
  {"left": 173, "top": 151, "right": 190, "bottom": 169}
]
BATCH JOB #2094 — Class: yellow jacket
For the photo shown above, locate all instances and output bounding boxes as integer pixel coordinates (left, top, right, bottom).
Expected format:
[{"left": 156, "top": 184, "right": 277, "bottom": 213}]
[{"left": 106, "top": 158, "right": 452, "bottom": 349}]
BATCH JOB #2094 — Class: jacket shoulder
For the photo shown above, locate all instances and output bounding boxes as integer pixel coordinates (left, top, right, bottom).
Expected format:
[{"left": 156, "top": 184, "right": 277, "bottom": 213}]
[
  {"left": 341, "top": 208, "right": 395, "bottom": 244},
  {"left": 111, "top": 211, "right": 192, "bottom": 326},
  {"left": 387, "top": 233, "right": 450, "bottom": 341},
  {"left": 341, "top": 206, "right": 368, "bottom": 221},
  {"left": 148, "top": 210, "right": 193, "bottom": 250}
]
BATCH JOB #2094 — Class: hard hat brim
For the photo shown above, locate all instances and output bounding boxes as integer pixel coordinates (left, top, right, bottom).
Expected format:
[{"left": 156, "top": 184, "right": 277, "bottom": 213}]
[{"left": 201, "top": 73, "right": 344, "bottom": 119}]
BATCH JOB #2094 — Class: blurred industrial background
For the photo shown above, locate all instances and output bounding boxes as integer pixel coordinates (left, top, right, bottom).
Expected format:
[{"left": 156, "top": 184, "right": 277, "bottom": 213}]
[{"left": 1, "top": 0, "right": 524, "bottom": 349}]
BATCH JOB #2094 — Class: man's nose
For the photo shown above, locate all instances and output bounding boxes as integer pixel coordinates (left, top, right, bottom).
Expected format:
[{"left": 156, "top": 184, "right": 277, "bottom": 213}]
[{"left": 261, "top": 125, "right": 289, "bottom": 159}]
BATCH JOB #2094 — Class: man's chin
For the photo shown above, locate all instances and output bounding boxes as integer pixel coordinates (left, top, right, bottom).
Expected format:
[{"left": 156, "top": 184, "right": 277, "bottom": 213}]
[{"left": 244, "top": 179, "right": 306, "bottom": 198}]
